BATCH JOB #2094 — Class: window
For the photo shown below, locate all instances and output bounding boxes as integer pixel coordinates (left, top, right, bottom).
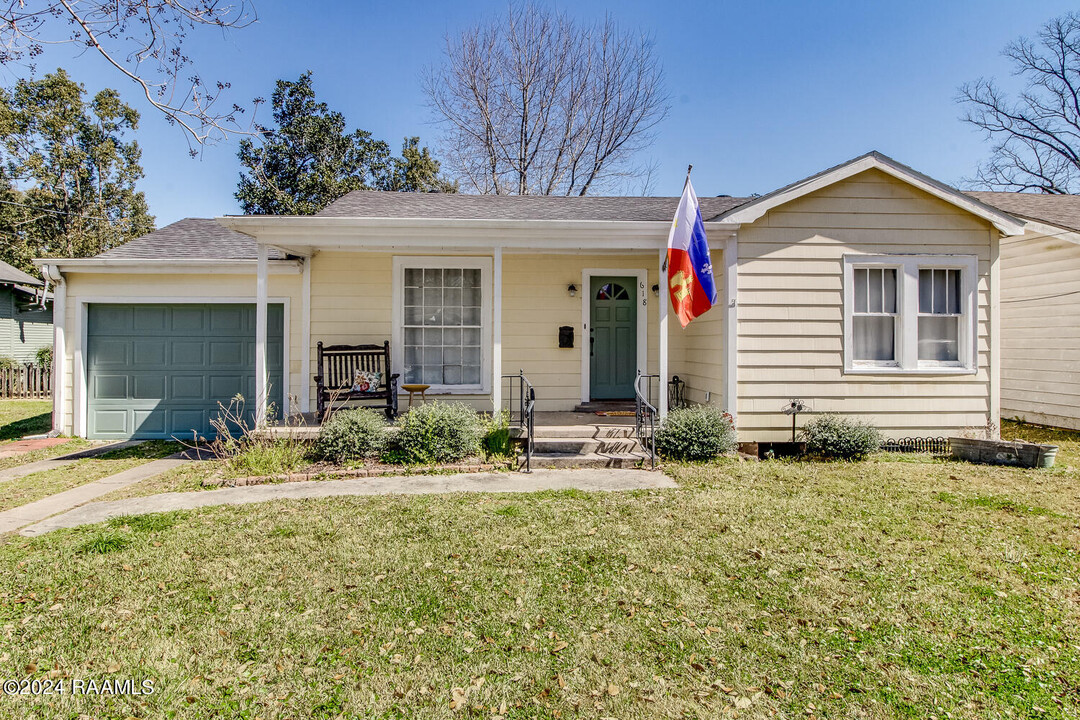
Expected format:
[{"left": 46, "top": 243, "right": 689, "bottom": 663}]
[
  {"left": 852, "top": 267, "right": 898, "bottom": 363},
  {"left": 393, "top": 257, "right": 491, "bottom": 392},
  {"left": 596, "top": 282, "right": 630, "bottom": 300},
  {"left": 843, "top": 255, "right": 977, "bottom": 374}
]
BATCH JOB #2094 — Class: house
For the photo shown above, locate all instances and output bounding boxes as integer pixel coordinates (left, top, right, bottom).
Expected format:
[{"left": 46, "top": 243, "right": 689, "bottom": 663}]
[
  {"left": 964, "top": 192, "right": 1080, "bottom": 430},
  {"left": 37, "top": 151, "right": 1032, "bottom": 442},
  {"left": 0, "top": 259, "right": 52, "bottom": 364}
]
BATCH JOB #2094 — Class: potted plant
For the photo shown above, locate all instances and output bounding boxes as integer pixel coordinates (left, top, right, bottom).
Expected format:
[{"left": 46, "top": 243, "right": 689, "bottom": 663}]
[{"left": 949, "top": 419, "right": 1058, "bottom": 469}]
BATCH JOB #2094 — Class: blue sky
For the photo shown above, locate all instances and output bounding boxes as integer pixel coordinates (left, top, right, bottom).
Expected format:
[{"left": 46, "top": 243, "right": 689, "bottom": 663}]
[{"left": 5, "top": 0, "right": 1077, "bottom": 225}]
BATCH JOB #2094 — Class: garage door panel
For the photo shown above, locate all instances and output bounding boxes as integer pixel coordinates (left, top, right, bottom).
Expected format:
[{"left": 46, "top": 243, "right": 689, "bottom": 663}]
[{"left": 87, "top": 303, "right": 283, "bottom": 439}]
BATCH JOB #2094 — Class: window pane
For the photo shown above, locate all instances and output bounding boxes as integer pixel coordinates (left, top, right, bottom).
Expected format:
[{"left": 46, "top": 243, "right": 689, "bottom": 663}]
[
  {"left": 404, "top": 365, "right": 421, "bottom": 383},
  {"left": 867, "top": 268, "right": 882, "bottom": 313},
  {"left": 933, "top": 270, "right": 947, "bottom": 314},
  {"left": 463, "top": 328, "right": 481, "bottom": 346},
  {"left": 404, "top": 268, "right": 423, "bottom": 287},
  {"left": 445, "top": 268, "right": 462, "bottom": 287},
  {"left": 423, "top": 268, "right": 441, "bottom": 286},
  {"left": 463, "top": 365, "right": 481, "bottom": 385},
  {"left": 463, "top": 269, "right": 481, "bottom": 288},
  {"left": 919, "top": 316, "right": 959, "bottom": 362},
  {"left": 404, "top": 306, "right": 423, "bottom": 325},
  {"left": 854, "top": 268, "right": 868, "bottom": 313},
  {"left": 443, "top": 365, "right": 462, "bottom": 385},
  {"left": 853, "top": 316, "right": 895, "bottom": 362},
  {"left": 882, "top": 269, "right": 896, "bottom": 313},
  {"left": 919, "top": 268, "right": 932, "bottom": 313},
  {"left": 948, "top": 269, "right": 961, "bottom": 314},
  {"left": 422, "top": 365, "right": 442, "bottom": 384}
]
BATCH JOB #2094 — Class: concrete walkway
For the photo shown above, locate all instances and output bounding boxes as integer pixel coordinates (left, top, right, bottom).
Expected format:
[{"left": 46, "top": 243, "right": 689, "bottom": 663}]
[
  {"left": 0, "top": 441, "right": 143, "bottom": 484},
  {"left": 0, "top": 454, "right": 191, "bottom": 535},
  {"left": 19, "top": 469, "right": 676, "bottom": 536}
]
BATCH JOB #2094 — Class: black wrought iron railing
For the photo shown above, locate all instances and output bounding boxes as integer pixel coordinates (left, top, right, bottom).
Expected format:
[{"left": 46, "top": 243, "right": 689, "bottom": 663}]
[
  {"left": 502, "top": 370, "right": 535, "bottom": 472},
  {"left": 635, "top": 372, "right": 659, "bottom": 469}
]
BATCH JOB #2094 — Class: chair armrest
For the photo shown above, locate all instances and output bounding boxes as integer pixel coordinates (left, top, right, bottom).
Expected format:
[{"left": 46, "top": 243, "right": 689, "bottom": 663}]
[{"left": 313, "top": 374, "right": 324, "bottom": 384}]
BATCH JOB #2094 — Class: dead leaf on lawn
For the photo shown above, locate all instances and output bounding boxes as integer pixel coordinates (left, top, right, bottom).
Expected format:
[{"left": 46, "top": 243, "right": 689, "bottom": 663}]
[
  {"left": 607, "top": 683, "right": 620, "bottom": 696},
  {"left": 551, "top": 641, "right": 568, "bottom": 654}
]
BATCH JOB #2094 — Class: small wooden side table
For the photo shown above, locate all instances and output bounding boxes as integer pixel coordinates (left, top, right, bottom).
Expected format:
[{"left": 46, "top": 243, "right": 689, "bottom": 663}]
[{"left": 401, "top": 383, "right": 431, "bottom": 408}]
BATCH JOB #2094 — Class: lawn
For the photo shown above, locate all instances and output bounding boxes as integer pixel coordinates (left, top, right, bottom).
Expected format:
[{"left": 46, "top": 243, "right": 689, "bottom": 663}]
[
  {"left": 0, "top": 399, "right": 51, "bottom": 442},
  {"left": 0, "top": 423, "right": 1074, "bottom": 719}
]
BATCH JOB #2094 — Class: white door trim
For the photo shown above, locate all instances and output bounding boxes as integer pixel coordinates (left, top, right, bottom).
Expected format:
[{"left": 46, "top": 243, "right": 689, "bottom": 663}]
[
  {"left": 579, "top": 268, "right": 649, "bottom": 404},
  {"left": 74, "top": 296, "right": 291, "bottom": 438}
]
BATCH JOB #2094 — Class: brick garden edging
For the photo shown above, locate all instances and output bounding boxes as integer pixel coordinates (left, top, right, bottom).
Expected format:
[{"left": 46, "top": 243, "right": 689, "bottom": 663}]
[{"left": 202, "top": 460, "right": 516, "bottom": 488}]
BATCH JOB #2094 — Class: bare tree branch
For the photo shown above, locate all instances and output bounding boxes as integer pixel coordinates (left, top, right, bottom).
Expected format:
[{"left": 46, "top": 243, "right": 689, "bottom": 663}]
[
  {"left": 959, "top": 12, "right": 1080, "bottom": 192},
  {"left": 0, "top": 0, "right": 258, "bottom": 148},
  {"left": 424, "top": 2, "right": 669, "bottom": 196}
]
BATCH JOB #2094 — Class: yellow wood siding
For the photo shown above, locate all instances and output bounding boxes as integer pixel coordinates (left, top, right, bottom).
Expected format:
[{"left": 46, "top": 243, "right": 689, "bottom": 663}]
[
  {"left": 1000, "top": 230, "right": 1080, "bottom": 429},
  {"left": 736, "top": 168, "right": 995, "bottom": 440}
]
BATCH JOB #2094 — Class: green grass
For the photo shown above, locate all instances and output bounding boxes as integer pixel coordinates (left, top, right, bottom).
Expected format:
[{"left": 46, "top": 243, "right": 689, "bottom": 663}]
[
  {"left": 0, "top": 399, "right": 51, "bottom": 442},
  {"left": 0, "top": 424, "right": 1077, "bottom": 719},
  {"left": 0, "top": 441, "right": 182, "bottom": 513}
]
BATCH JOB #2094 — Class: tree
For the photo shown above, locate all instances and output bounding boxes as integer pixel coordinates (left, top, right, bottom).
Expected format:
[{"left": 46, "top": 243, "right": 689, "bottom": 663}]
[
  {"left": 424, "top": 2, "right": 668, "bottom": 196},
  {"left": 236, "top": 73, "right": 453, "bottom": 215},
  {"left": 0, "top": 70, "right": 154, "bottom": 271},
  {"left": 0, "top": 0, "right": 256, "bottom": 146},
  {"left": 960, "top": 13, "right": 1080, "bottom": 193}
]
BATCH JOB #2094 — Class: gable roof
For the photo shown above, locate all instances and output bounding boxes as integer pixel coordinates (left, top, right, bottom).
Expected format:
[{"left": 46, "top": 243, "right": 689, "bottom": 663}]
[
  {"left": 96, "top": 218, "right": 284, "bottom": 260},
  {"left": 317, "top": 190, "right": 749, "bottom": 222},
  {"left": 965, "top": 191, "right": 1080, "bottom": 235},
  {"left": 0, "top": 259, "right": 42, "bottom": 286},
  {"left": 712, "top": 151, "right": 1027, "bottom": 235}
]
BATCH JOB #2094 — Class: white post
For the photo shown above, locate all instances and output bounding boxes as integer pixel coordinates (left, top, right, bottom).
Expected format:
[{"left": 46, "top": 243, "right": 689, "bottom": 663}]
[
  {"left": 49, "top": 271, "right": 65, "bottom": 434},
  {"left": 300, "top": 254, "right": 312, "bottom": 417},
  {"left": 658, "top": 248, "right": 668, "bottom": 418},
  {"left": 255, "top": 244, "right": 269, "bottom": 426},
  {"left": 723, "top": 234, "right": 739, "bottom": 420},
  {"left": 989, "top": 229, "right": 1001, "bottom": 435},
  {"left": 492, "top": 247, "right": 503, "bottom": 414}
]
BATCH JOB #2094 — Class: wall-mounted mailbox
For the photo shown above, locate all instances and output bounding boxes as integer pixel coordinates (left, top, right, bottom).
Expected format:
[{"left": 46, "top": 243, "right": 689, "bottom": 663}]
[{"left": 558, "top": 325, "right": 574, "bottom": 348}]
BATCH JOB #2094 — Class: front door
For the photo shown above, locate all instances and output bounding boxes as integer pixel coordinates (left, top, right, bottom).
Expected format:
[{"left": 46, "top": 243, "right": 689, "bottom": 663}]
[{"left": 590, "top": 276, "right": 637, "bottom": 400}]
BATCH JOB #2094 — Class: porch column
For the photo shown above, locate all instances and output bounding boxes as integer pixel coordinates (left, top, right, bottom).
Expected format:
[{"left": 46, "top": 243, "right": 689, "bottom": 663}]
[
  {"left": 658, "top": 248, "right": 668, "bottom": 418},
  {"left": 300, "top": 254, "right": 312, "bottom": 416},
  {"left": 48, "top": 268, "right": 65, "bottom": 434},
  {"left": 491, "top": 246, "right": 503, "bottom": 414},
  {"left": 723, "top": 234, "right": 738, "bottom": 420},
  {"left": 255, "top": 244, "right": 269, "bottom": 426}
]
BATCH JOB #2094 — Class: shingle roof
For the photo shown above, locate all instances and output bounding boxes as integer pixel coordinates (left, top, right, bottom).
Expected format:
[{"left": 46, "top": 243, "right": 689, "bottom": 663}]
[
  {"left": 965, "top": 191, "right": 1080, "bottom": 234},
  {"left": 97, "top": 218, "right": 283, "bottom": 260},
  {"left": 317, "top": 190, "right": 750, "bottom": 222},
  {"left": 0, "top": 259, "right": 42, "bottom": 286}
]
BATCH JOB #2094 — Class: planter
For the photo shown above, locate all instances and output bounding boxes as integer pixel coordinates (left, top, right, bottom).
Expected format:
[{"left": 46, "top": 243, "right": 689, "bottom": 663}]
[{"left": 949, "top": 437, "right": 1058, "bottom": 469}]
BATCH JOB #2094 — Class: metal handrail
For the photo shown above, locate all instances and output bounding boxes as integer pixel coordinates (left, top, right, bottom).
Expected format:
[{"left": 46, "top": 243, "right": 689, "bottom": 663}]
[
  {"left": 635, "top": 372, "right": 659, "bottom": 469},
  {"left": 502, "top": 370, "right": 535, "bottom": 473}
]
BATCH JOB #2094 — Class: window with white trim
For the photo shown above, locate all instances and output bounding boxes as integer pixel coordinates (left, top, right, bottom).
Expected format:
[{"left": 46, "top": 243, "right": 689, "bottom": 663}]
[
  {"left": 843, "top": 255, "right": 977, "bottom": 373},
  {"left": 393, "top": 257, "right": 491, "bottom": 393}
]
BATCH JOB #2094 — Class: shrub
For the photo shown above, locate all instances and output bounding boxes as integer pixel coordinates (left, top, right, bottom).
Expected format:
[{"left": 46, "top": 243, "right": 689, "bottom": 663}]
[
  {"left": 35, "top": 345, "right": 52, "bottom": 369},
  {"left": 395, "top": 401, "right": 482, "bottom": 463},
  {"left": 481, "top": 410, "right": 513, "bottom": 459},
  {"left": 0, "top": 356, "right": 19, "bottom": 371},
  {"left": 226, "top": 439, "right": 308, "bottom": 477},
  {"left": 801, "top": 414, "right": 883, "bottom": 460},
  {"left": 655, "top": 405, "right": 737, "bottom": 461},
  {"left": 314, "top": 407, "right": 388, "bottom": 463}
]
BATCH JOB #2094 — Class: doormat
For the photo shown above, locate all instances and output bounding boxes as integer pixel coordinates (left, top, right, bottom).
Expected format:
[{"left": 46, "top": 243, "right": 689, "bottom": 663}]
[{"left": 594, "top": 411, "right": 636, "bottom": 416}]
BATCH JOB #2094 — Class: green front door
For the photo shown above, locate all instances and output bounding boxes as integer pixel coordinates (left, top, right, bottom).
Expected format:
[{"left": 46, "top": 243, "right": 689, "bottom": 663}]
[
  {"left": 590, "top": 276, "right": 637, "bottom": 400},
  {"left": 86, "top": 303, "right": 284, "bottom": 439}
]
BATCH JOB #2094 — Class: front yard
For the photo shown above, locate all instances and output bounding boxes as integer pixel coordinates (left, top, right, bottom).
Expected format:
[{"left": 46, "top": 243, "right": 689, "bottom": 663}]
[{"left": 0, "top": 422, "right": 1077, "bottom": 718}]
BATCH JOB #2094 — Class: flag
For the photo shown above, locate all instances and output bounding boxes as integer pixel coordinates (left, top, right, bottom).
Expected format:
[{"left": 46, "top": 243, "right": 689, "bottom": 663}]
[{"left": 666, "top": 172, "right": 717, "bottom": 327}]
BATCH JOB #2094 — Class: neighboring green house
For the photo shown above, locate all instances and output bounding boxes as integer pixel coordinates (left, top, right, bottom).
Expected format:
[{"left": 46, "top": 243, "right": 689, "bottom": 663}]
[{"left": 0, "top": 259, "right": 52, "bottom": 364}]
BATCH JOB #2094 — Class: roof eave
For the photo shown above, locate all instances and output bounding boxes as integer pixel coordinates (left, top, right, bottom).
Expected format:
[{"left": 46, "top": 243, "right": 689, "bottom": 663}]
[
  {"left": 32, "top": 257, "right": 303, "bottom": 275},
  {"left": 716, "top": 151, "right": 1028, "bottom": 236}
]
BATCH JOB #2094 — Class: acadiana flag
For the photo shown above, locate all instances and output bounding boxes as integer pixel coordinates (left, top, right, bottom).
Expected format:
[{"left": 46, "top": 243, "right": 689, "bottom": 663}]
[{"left": 666, "top": 171, "right": 717, "bottom": 327}]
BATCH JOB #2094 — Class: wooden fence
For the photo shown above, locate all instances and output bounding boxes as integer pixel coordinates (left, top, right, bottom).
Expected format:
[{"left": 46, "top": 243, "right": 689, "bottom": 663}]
[{"left": 0, "top": 365, "right": 52, "bottom": 399}]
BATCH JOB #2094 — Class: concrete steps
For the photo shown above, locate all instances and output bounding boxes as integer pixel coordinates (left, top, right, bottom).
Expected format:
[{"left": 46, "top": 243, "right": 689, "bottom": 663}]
[{"left": 517, "top": 423, "right": 653, "bottom": 470}]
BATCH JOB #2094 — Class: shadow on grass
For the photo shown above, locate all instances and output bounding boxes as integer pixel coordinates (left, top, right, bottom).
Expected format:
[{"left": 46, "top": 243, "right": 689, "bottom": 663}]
[{"left": 0, "top": 410, "right": 52, "bottom": 442}]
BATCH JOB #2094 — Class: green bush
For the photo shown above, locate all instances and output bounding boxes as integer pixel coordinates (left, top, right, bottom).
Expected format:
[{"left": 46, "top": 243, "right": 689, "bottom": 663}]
[
  {"left": 655, "top": 405, "right": 737, "bottom": 461},
  {"left": 395, "top": 401, "right": 482, "bottom": 463},
  {"left": 801, "top": 414, "right": 883, "bottom": 460},
  {"left": 481, "top": 410, "right": 513, "bottom": 459},
  {"left": 35, "top": 345, "right": 52, "bottom": 369},
  {"left": 226, "top": 438, "right": 308, "bottom": 477},
  {"left": 0, "top": 356, "right": 19, "bottom": 371},
  {"left": 314, "top": 408, "right": 388, "bottom": 463}
]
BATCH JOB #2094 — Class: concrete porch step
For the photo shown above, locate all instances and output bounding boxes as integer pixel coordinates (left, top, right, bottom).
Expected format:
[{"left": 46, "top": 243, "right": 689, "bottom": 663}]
[
  {"left": 515, "top": 424, "right": 636, "bottom": 439},
  {"left": 532, "top": 437, "right": 642, "bottom": 454},
  {"left": 573, "top": 401, "right": 637, "bottom": 413},
  {"left": 521, "top": 451, "right": 652, "bottom": 469}
]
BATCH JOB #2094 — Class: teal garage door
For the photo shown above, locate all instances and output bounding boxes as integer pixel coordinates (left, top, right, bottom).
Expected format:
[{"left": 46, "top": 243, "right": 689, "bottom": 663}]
[{"left": 86, "top": 303, "right": 284, "bottom": 439}]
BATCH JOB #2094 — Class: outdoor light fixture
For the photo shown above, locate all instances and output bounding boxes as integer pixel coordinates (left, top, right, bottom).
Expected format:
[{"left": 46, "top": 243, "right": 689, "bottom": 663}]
[
  {"left": 651, "top": 283, "right": 660, "bottom": 296},
  {"left": 567, "top": 283, "right": 577, "bottom": 297}
]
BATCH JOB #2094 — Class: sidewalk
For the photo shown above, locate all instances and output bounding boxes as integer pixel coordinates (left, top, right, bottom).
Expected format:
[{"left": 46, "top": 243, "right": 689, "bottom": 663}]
[
  {"left": 0, "top": 453, "right": 191, "bottom": 534},
  {"left": 0, "top": 441, "right": 142, "bottom": 484},
  {"left": 19, "top": 468, "right": 676, "bottom": 536}
]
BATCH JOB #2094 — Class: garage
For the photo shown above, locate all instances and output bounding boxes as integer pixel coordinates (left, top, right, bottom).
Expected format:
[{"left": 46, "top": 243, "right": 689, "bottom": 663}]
[{"left": 86, "top": 303, "right": 284, "bottom": 439}]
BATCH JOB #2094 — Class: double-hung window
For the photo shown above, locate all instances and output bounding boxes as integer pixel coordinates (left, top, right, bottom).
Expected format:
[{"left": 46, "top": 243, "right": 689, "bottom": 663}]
[
  {"left": 393, "top": 257, "right": 491, "bottom": 393},
  {"left": 843, "top": 255, "right": 977, "bottom": 373}
]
